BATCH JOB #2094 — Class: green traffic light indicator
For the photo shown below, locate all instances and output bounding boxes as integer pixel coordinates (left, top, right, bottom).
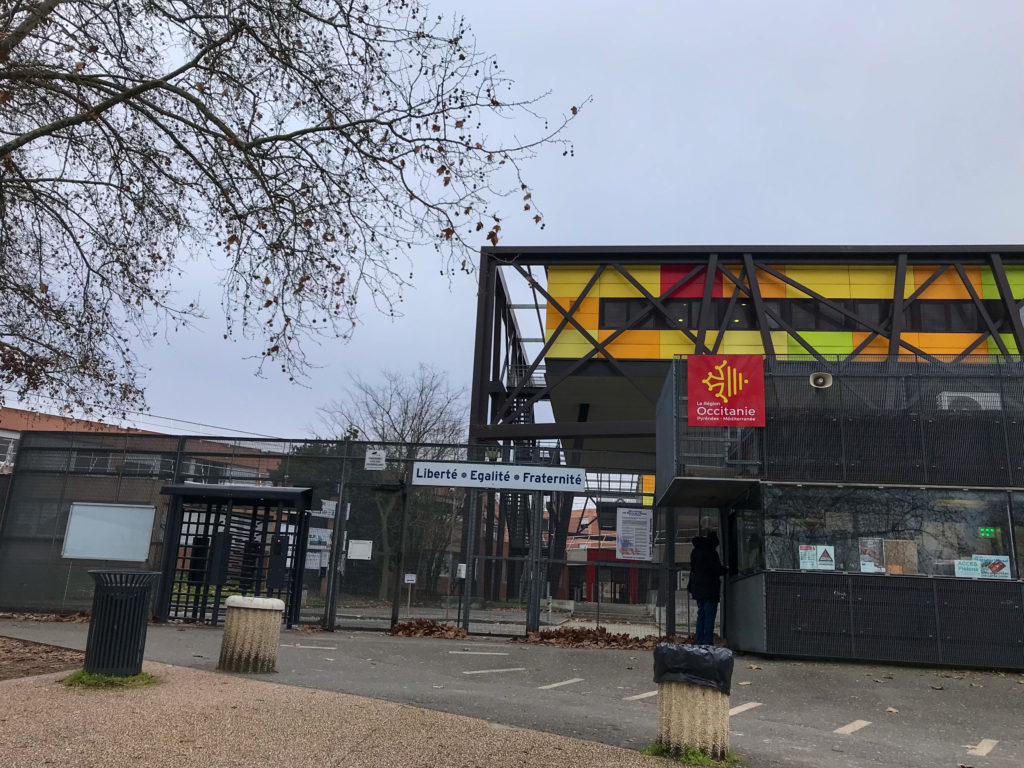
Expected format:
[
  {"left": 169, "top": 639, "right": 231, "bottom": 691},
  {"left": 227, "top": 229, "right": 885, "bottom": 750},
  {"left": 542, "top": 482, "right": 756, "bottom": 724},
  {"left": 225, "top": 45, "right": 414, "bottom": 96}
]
[{"left": 979, "top": 527, "right": 997, "bottom": 538}]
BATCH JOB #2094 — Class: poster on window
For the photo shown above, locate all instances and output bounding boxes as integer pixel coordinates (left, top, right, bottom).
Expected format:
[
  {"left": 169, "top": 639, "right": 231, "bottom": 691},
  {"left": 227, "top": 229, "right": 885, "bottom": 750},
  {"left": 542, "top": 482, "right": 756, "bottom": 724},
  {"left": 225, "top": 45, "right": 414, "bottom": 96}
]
[
  {"left": 616, "top": 507, "right": 652, "bottom": 561},
  {"left": 798, "top": 544, "right": 835, "bottom": 570},
  {"left": 971, "top": 554, "right": 1012, "bottom": 579},
  {"left": 858, "top": 537, "right": 885, "bottom": 573}
]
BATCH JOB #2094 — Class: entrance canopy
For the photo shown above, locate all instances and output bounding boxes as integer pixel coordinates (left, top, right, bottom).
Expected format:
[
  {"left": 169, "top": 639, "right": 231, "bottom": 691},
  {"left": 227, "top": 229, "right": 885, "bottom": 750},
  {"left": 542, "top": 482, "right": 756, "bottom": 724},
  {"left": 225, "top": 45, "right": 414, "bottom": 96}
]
[{"left": 160, "top": 484, "right": 312, "bottom": 506}]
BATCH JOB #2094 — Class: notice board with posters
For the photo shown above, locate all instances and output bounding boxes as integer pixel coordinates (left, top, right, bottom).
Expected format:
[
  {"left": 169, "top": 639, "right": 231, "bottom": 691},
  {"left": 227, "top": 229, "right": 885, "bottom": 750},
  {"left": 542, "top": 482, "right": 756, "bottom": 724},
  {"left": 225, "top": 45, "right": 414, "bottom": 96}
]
[{"left": 687, "top": 355, "right": 766, "bottom": 427}]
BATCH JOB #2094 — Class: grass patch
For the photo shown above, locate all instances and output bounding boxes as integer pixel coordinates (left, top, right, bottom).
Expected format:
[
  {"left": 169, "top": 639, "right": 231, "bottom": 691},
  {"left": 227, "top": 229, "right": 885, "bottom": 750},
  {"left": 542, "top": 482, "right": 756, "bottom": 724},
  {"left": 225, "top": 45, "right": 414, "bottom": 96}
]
[
  {"left": 62, "top": 669, "right": 157, "bottom": 689},
  {"left": 640, "top": 742, "right": 740, "bottom": 766}
]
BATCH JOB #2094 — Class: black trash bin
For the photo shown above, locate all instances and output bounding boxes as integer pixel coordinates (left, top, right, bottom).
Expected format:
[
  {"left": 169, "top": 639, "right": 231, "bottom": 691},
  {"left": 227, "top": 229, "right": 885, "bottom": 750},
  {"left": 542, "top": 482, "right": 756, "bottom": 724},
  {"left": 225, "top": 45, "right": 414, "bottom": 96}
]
[{"left": 84, "top": 570, "right": 160, "bottom": 676}]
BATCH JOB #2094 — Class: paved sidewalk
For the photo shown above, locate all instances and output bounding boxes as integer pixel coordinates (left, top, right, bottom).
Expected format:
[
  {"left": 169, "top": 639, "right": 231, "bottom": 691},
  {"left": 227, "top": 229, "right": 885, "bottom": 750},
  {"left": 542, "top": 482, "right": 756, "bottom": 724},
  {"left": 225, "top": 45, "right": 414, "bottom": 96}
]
[
  {"left": 2, "top": 619, "right": 1022, "bottom": 768},
  {"left": 0, "top": 663, "right": 661, "bottom": 768}
]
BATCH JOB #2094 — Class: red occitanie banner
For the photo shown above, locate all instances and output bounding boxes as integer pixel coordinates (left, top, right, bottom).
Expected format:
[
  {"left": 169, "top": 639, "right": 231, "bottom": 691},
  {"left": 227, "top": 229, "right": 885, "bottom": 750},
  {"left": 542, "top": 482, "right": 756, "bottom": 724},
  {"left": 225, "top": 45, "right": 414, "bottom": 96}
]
[{"left": 687, "top": 355, "right": 766, "bottom": 427}]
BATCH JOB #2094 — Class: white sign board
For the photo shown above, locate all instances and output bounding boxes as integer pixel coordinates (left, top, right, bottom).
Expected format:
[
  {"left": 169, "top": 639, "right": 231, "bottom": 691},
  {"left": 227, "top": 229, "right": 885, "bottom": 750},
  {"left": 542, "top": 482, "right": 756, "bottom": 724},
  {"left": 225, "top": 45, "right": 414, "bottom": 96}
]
[
  {"left": 321, "top": 499, "right": 337, "bottom": 517},
  {"left": 456, "top": 563, "right": 467, "bottom": 579},
  {"left": 615, "top": 507, "right": 652, "bottom": 561},
  {"left": 412, "top": 462, "right": 585, "bottom": 491},
  {"left": 404, "top": 573, "right": 417, "bottom": 585},
  {"left": 62, "top": 503, "right": 156, "bottom": 562},
  {"left": 799, "top": 544, "right": 835, "bottom": 571},
  {"left": 308, "top": 527, "right": 331, "bottom": 548},
  {"left": 971, "top": 554, "right": 1012, "bottom": 579},
  {"left": 365, "top": 449, "right": 387, "bottom": 471},
  {"left": 347, "top": 539, "right": 374, "bottom": 561},
  {"left": 954, "top": 559, "right": 982, "bottom": 578}
]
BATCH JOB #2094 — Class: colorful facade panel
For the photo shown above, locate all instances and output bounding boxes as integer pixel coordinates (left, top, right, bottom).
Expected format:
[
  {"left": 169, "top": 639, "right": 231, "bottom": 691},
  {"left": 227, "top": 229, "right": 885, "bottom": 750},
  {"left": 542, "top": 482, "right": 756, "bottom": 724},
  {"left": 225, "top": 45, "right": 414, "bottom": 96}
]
[{"left": 543, "top": 262, "right": 1020, "bottom": 360}]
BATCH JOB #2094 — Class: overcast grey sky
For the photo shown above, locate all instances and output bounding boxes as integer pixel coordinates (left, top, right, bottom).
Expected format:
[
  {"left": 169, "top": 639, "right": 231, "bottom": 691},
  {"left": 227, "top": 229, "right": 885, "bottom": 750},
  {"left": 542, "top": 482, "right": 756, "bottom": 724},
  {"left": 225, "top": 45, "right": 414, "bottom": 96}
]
[{"left": 124, "top": 0, "right": 1024, "bottom": 438}]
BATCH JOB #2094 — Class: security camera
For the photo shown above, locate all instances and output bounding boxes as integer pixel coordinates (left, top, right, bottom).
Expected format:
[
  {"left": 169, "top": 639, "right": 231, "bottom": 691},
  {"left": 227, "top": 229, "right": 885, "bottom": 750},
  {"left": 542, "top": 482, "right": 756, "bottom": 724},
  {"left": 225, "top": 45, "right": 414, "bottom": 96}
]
[{"left": 809, "top": 372, "right": 833, "bottom": 389}]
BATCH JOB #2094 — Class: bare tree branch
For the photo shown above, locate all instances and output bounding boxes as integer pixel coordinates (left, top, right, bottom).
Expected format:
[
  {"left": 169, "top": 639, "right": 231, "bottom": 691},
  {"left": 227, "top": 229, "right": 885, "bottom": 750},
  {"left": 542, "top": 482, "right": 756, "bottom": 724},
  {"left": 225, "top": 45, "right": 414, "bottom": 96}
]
[{"left": 0, "top": 0, "right": 583, "bottom": 413}]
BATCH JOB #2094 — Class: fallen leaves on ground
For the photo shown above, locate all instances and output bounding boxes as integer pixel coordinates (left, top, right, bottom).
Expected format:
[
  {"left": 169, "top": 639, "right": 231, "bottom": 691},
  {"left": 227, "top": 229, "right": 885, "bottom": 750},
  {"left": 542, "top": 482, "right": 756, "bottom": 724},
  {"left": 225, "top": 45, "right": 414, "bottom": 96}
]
[
  {"left": 0, "top": 636, "right": 84, "bottom": 681},
  {"left": 0, "top": 611, "right": 90, "bottom": 623},
  {"left": 514, "top": 626, "right": 693, "bottom": 650},
  {"left": 388, "top": 619, "right": 467, "bottom": 639},
  {"left": 886, "top": 707, "right": 899, "bottom": 714},
  {"left": 747, "top": 664, "right": 761, "bottom": 670},
  {"left": 738, "top": 681, "right": 752, "bottom": 686}
]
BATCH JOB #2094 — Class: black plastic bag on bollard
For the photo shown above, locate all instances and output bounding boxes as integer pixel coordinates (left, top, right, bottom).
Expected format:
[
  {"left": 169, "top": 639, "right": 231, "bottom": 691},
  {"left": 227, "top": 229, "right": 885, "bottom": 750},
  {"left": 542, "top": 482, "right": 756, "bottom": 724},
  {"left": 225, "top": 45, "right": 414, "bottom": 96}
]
[{"left": 653, "top": 642, "right": 734, "bottom": 695}]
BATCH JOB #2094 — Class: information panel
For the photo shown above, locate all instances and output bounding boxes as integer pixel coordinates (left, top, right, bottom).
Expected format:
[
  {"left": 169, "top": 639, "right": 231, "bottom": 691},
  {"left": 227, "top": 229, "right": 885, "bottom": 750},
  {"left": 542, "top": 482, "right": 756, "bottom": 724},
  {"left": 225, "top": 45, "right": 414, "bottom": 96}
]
[
  {"left": 412, "top": 462, "right": 585, "bottom": 491},
  {"left": 615, "top": 507, "right": 653, "bottom": 561},
  {"left": 62, "top": 502, "right": 156, "bottom": 562}
]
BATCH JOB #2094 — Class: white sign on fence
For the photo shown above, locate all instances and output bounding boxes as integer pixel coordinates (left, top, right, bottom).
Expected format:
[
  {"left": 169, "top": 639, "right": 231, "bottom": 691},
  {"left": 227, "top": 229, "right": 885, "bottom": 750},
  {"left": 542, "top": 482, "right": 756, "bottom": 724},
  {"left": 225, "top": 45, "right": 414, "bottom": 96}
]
[
  {"left": 365, "top": 449, "right": 387, "bottom": 470},
  {"left": 62, "top": 503, "right": 156, "bottom": 562},
  {"left": 615, "top": 507, "right": 652, "bottom": 561},
  {"left": 411, "top": 462, "right": 585, "bottom": 491},
  {"left": 347, "top": 539, "right": 373, "bottom": 561}
]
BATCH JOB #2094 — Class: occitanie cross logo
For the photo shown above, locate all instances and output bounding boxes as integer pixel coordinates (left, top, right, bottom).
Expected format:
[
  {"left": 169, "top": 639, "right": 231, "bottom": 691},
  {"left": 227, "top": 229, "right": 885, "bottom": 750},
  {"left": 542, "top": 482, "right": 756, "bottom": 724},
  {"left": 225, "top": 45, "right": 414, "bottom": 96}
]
[{"left": 701, "top": 359, "right": 749, "bottom": 404}]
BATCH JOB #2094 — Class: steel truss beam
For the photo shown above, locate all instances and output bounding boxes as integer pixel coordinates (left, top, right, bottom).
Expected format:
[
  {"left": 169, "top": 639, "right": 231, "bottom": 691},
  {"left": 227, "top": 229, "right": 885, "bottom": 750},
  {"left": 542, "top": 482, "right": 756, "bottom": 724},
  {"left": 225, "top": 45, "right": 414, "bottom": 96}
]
[{"left": 469, "top": 247, "right": 1024, "bottom": 445}]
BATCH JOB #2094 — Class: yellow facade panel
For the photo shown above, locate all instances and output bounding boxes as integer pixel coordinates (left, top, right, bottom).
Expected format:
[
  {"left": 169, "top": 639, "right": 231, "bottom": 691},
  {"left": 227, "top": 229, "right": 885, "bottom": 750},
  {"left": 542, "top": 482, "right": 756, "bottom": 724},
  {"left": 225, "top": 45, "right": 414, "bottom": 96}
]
[
  {"left": 848, "top": 266, "right": 896, "bottom": 282},
  {"left": 661, "top": 333, "right": 696, "bottom": 358},
  {"left": 904, "top": 266, "right": 916, "bottom": 298},
  {"left": 718, "top": 331, "right": 766, "bottom": 354},
  {"left": 602, "top": 344, "right": 661, "bottom": 359},
  {"left": 597, "top": 265, "right": 661, "bottom": 298},
  {"left": 545, "top": 266, "right": 603, "bottom": 295}
]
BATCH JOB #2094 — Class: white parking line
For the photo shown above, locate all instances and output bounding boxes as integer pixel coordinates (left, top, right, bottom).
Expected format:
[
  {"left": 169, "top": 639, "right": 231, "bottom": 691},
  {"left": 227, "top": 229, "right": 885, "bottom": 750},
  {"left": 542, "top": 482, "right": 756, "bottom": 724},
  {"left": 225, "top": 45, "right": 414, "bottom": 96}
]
[
  {"left": 462, "top": 667, "right": 527, "bottom": 675},
  {"left": 448, "top": 651, "right": 510, "bottom": 656},
  {"left": 623, "top": 690, "right": 659, "bottom": 701},
  {"left": 729, "top": 702, "right": 763, "bottom": 717},
  {"left": 967, "top": 739, "right": 999, "bottom": 757},
  {"left": 834, "top": 720, "right": 871, "bottom": 735},
  {"left": 538, "top": 677, "right": 584, "bottom": 690}
]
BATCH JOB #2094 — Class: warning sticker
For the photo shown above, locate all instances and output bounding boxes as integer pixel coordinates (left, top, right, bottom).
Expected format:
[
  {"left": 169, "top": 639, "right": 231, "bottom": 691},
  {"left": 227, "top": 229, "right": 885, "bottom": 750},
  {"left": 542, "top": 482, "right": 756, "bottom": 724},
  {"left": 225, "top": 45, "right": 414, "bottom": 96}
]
[{"left": 798, "top": 544, "right": 835, "bottom": 571}]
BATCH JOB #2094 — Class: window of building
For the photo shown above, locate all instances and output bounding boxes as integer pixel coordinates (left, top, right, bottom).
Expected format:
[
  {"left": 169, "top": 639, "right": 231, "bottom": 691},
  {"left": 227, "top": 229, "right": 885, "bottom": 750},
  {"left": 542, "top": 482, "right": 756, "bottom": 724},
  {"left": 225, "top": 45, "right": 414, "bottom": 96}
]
[
  {"left": 0, "top": 436, "right": 16, "bottom": 471},
  {"left": 598, "top": 299, "right": 656, "bottom": 329},
  {"left": 71, "top": 450, "right": 112, "bottom": 474},
  {"left": 121, "top": 453, "right": 173, "bottom": 477},
  {"left": 763, "top": 485, "right": 1016, "bottom": 579}
]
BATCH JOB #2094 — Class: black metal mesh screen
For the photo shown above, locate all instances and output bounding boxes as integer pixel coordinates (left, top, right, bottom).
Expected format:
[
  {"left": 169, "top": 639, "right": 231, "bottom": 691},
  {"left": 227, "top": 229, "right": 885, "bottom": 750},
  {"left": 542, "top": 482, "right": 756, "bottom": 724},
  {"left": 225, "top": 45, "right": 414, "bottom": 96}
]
[
  {"left": 765, "top": 571, "right": 1024, "bottom": 669},
  {"left": 668, "top": 355, "right": 1024, "bottom": 487}
]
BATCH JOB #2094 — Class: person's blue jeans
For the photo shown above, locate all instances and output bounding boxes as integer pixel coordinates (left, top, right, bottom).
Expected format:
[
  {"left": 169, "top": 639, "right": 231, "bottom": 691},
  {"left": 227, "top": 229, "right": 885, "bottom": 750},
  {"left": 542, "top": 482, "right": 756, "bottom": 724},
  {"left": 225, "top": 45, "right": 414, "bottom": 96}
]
[{"left": 695, "top": 600, "right": 718, "bottom": 645}]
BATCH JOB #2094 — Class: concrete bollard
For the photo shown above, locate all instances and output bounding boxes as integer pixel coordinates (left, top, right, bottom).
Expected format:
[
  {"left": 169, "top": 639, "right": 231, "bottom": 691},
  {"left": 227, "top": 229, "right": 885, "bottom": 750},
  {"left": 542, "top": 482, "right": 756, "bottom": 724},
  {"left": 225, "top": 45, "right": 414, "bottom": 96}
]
[
  {"left": 652, "top": 643, "right": 734, "bottom": 761},
  {"left": 657, "top": 679, "right": 730, "bottom": 760},
  {"left": 217, "top": 596, "right": 285, "bottom": 674}
]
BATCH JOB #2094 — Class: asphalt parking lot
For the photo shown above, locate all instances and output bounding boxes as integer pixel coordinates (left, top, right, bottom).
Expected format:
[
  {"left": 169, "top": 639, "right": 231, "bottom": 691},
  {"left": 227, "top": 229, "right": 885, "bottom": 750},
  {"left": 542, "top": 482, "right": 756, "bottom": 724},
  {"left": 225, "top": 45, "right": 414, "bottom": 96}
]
[{"left": 1, "top": 619, "right": 1021, "bottom": 768}]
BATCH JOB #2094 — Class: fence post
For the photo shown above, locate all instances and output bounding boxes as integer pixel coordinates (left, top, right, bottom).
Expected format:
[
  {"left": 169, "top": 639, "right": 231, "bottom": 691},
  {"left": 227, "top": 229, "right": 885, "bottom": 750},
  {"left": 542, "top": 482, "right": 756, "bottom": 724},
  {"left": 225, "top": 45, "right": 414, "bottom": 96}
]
[
  {"left": 323, "top": 443, "right": 350, "bottom": 630},
  {"left": 460, "top": 489, "right": 478, "bottom": 631},
  {"left": 389, "top": 474, "right": 411, "bottom": 629},
  {"left": 525, "top": 490, "right": 543, "bottom": 633}
]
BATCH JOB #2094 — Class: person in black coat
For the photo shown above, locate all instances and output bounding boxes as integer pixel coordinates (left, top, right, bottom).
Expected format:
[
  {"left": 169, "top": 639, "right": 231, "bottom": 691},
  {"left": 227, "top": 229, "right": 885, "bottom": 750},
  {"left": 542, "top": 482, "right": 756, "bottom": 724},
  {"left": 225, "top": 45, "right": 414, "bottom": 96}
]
[{"left": 688, "top": 530, "right": 726, "bottom": 645}]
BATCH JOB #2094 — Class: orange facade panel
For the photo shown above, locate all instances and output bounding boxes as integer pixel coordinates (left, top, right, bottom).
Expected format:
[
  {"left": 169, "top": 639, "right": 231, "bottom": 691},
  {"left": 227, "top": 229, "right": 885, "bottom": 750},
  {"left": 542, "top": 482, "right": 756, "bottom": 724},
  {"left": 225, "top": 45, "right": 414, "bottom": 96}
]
[{"left": 546, "top": 297, "right": 598, "bottom": 330}]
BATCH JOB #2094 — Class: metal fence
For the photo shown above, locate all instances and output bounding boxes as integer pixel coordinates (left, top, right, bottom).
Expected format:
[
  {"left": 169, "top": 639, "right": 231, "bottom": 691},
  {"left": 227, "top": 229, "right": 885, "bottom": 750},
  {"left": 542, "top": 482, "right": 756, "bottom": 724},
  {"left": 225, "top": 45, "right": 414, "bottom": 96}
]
[
  {"left": 0, "top": 433, "right": 687, "bottom": 638},
  {"left": 661, "top": 354, "right": 1024, "bottom": 489}
]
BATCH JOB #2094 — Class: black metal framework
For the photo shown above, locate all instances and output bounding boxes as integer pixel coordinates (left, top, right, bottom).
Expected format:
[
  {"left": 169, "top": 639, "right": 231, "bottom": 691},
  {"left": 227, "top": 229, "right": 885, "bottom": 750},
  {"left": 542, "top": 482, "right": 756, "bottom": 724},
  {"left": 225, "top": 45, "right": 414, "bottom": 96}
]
[
  {"left": 156, "top": 485, "right": 311, "bottom": 627},
  {"left": 470, "top": 246, "right": 1024, "bottom": 444}
]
